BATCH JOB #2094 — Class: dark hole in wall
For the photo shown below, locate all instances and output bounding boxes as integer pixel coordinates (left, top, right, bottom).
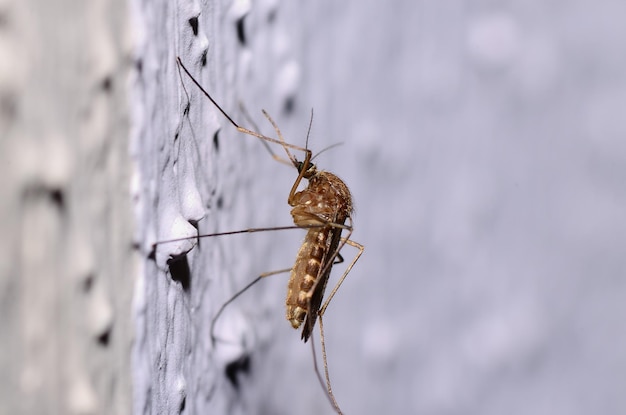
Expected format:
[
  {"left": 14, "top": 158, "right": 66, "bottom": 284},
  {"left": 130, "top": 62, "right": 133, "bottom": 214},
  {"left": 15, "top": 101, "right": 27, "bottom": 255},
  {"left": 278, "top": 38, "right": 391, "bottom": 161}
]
[
  {"left": 147, "top": 245, "right": 156, "bottom": 261},
  {"left": 283, "top": 95, "right": 296, "bottom": 115},
  {"left": 1, "top": 90, "right": 17, "bottom": 121},
  {"left": 82, "top": 274, "right": 94, "bottom": 293},
  {"left": 168, "top": 255, "right": 191, "bottom": 292},
  {"left": 225, "top": 354, "right": 251, "bottom": 390},
  {"left": 201, "top": 49, "right": 207, "bottom": 67},
  {"left": 49, "top": 188, "right": 65, "bottom": 210},
  {"left": 97, "top": 329, "right": 111, "bottom": 347},
  {"left": 0, "top": 10, "right": 8, "bottom": 27},
  {"left": 267, "top": 9, "right": 277, "bottom": 24},
  {"left": 236, "top": 16, "right": 247, "bottom": 46},
  {"left": 213, "top": 130, "right": 220, "bottom": 152},
  {"left": 188, "top": 16, "right": 199, "bottom": 36},
  {"left": 100, "top": 76, "right": 113, "bottom": 93}
]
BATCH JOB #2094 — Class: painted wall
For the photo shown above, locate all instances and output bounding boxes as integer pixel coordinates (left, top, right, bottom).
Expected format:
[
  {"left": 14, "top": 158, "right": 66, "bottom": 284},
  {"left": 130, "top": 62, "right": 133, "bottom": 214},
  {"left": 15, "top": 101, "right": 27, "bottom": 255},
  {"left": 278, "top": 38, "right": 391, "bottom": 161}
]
[
  {"left": 2, "top": 0, "right": 625, "bottom": 414},
  {"left": 0, "top": 0, "right": 134, "bottom": 413},
  {"left": 132, "top": 0, "right": 319, "bottom": 413}
]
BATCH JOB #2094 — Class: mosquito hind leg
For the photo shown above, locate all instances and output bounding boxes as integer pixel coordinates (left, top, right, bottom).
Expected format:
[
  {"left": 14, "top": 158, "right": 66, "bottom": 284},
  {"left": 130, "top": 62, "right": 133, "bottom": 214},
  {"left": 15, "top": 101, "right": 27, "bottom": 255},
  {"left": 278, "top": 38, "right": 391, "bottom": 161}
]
[
  {"left": 316, "top": 235, "right": 364, "bottom": 415},
  {"left": 319, "top": 237, "right": 363, "bottom": 316},
  {"left": 309, "top": 330, "right": 343, "bottom": 415}
]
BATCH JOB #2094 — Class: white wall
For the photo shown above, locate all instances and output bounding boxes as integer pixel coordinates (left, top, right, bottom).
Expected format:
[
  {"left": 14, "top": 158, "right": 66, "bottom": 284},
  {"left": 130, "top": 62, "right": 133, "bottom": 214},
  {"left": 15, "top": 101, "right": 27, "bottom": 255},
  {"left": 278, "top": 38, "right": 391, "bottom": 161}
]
[
  {"left": 0, "top": 0, "right": 134, "bottom": 413},
  {"left": 132, "top": 0, "right": 321, "bottom": 413},
  {"left": 3, "top": 0, "right": 625, "bottom": 414}
]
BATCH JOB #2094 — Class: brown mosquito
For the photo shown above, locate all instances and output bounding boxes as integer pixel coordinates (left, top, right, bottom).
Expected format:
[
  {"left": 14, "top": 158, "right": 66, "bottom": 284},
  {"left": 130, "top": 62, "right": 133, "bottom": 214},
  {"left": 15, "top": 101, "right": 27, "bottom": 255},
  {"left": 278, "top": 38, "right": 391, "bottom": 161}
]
[{"left": 155, "top": 57, "right": 364, "bottom": 414}]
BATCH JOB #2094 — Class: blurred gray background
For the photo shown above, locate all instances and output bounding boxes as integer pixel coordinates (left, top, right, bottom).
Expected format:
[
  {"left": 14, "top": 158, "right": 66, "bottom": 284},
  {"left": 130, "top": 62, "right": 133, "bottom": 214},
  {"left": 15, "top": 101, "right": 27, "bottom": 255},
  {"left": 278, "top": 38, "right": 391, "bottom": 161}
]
[{"left": 252, "top": 1, "right": 626, "bottom": 414}]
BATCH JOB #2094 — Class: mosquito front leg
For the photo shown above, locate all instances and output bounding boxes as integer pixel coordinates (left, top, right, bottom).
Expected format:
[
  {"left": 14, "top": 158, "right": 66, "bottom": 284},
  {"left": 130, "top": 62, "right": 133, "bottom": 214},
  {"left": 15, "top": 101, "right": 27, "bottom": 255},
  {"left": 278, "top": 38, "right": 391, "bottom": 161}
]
[{"left": 176, "top": 57, "right": 310, "bottom": 163}]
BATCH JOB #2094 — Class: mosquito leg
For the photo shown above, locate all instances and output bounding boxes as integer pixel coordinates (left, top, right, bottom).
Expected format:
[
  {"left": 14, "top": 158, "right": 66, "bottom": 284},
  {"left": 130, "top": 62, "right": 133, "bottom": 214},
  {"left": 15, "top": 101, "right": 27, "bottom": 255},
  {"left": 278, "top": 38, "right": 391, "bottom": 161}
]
[
  {"left": 316, "top": 233, "right": 364, "bottom": 415},
  {"left": 210, "top": 267, "right": 292, "bottom": 345},
  {"left": 152, "top": 224, "right": 316, "bottom": 252},
  {"left": 319, "top": 237, "right": 364, "bottom": 316},
  {"left": 176, "top": 57, "right": 309, "bottom": 160},
  {"left": 237, "top": 101, "right": 292, "bottom": 167},
  {"left": 317, "top": 318, "right": 343, "bottom": 414},
  {"left": 309, "top": 331, "right": 343, "bottom": 415}
]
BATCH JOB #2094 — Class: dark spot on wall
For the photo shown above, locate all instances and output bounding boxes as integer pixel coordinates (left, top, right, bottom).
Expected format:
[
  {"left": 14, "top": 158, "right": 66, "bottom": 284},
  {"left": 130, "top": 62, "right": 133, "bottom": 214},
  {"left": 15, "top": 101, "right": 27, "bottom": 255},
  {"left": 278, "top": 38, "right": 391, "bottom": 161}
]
[
  {"left": 179, "top": 395, "right": 186, "bottom": 413},
  {"left": 147, "top": 245, "right": 156, "bottom": 261},
  {"left": 267, "top": 9, "right": 277, "bottom": 24},
  {"left": 201, "top": 49, "right": 208, "bottom": 67},
  {"left": 168, "top": 255, "right": 191, "bottom": 292},
  {"left": 225, "top": 354, "right": 251, "bottom": 390},
  {"left": 135, "top": 58, "right": 143, "bottom": 73},
  {"left": 49, "top": 188, "right": 65, "bottom": 210},
  {"left": 0, "top": 7, "right": 10, "bottom": 28},
  {"left": 283, "top": 95, "right": 296, "bottom": 115},
  {"left": 188, "top": 16, "right": 199, "bottom": 36},
  {"left": 82, "top": 274, "right": 94, "bottom": 293},
  {"left": 1, "top": 91, "right": 17, "bottom": 121},
  {"left": 97, "top": 329, "right": 111, "bottom": 347},
  {"left": 213, "top": 130, "right": 220, "bottom": 151},
  {"left": 100, "top": 76, "right": 112, "bottom": 92},
  {"left": 236, "top": 16, "right": 247, "bottom": 46},
  {"left": 216, "top": 195, "right": 224, "bottom": 210}
]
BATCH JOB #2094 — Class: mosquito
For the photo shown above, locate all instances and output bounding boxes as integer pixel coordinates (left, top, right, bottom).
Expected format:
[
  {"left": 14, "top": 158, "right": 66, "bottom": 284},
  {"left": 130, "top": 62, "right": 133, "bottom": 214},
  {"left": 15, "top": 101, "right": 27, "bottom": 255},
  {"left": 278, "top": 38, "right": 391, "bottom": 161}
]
[{"left": 155, "top": 57, "right": 364, "bottom": 414}]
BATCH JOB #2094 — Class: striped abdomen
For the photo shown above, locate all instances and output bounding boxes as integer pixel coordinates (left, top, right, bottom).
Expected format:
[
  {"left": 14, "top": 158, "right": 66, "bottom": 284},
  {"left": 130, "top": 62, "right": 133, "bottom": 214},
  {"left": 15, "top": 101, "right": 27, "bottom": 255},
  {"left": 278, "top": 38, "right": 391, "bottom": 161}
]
[{"left": 286, "top": 226, "right": 332, "bottom": 330}]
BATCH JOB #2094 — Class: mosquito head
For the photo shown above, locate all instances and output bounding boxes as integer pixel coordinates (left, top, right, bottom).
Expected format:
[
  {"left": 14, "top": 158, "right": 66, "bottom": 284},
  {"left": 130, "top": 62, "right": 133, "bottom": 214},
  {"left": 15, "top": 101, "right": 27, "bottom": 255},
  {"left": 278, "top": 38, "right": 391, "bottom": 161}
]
[{"left": 295, "top": 158, "right": 317, "bottom": 179}]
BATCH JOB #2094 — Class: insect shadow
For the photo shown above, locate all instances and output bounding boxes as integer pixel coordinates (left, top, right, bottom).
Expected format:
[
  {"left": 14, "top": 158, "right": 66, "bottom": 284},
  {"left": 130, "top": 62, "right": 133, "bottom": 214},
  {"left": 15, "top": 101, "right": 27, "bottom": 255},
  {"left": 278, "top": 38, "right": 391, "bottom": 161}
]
[{"left": 153, "top": 57, "right": 364, "bottom": 415}]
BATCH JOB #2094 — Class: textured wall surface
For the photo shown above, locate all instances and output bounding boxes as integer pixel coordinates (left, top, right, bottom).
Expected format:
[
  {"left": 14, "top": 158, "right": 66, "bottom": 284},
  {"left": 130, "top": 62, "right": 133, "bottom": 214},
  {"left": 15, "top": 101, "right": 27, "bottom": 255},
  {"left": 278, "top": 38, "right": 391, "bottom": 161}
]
[
  {"left": 3, "top": 0, "right": 625, "bottom": 414},
  {"left": 131, "top": 0, "right": 314, "bottom": 413},
  {"left": 136, "top": 1, "right": 626, "bottom": 413},
  {"left": 0, "top": 0, "right": 135, "bottom": 414}
]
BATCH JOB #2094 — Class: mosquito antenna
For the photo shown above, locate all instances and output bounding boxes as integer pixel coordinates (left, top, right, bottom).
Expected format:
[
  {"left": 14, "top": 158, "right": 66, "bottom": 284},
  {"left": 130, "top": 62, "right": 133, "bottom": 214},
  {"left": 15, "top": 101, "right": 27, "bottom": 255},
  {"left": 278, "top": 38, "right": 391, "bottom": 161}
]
[
  {"left": 311, "top": 142, "right": 344, "bottom": 162},
  {"left": 302, "top": 110, "right": 343, "bottom": 163},
  {"left": 305, "top": 108, "right": 314, "bottom": 151}
]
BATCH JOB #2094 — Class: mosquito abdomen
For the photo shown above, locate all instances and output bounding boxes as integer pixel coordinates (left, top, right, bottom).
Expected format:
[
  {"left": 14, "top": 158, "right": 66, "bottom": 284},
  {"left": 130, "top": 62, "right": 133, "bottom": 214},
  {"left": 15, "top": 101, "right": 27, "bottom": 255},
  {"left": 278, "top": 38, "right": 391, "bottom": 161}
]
[{"left": 286, "top": 227, "right": 331, "bottom": 328}]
